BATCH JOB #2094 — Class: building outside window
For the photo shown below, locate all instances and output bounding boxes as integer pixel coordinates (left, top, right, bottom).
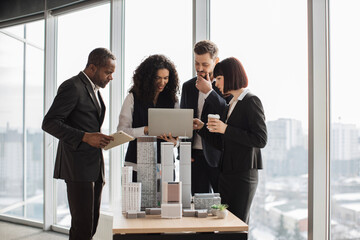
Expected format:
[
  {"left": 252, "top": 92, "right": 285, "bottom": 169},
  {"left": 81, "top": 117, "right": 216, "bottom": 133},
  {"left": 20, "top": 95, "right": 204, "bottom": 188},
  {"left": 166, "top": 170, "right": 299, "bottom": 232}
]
[
  {"left": 330, "top": 0, "right": 360, "bottom": 239},
  {"left": 0, "top": 20, "right": 44, "bottom": 222},
  {"left": 211, "top": 1, "right": 308, "bottom": 239}
]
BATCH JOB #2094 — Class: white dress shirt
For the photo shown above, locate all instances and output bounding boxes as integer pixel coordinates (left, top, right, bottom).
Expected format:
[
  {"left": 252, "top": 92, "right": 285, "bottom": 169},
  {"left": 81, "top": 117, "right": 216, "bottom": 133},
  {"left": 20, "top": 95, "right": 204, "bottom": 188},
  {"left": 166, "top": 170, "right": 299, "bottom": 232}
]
[{"left": 193, "top": 88, "right": 214, "bottom": 150}]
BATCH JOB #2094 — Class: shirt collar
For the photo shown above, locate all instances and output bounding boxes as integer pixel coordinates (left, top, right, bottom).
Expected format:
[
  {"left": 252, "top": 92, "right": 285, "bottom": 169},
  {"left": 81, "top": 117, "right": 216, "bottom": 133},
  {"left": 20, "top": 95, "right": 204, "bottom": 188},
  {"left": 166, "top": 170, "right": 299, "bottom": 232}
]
[
  {"left": 82, "top": 71, "right": 100, "bottom": 91},
  {"left": 229, "top": 88, "right": 250, "bottom": 105},
  {"left": 238, "top": 88, "right": 250, "bottom": 101}
]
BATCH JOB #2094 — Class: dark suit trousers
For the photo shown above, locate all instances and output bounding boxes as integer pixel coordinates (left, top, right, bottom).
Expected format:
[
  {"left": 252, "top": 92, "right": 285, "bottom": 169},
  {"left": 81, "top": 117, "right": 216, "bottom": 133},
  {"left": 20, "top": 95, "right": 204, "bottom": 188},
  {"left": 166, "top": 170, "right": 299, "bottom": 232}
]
[
  {"left": 66, "top": 173, "right": 104, "bottom": 240},
  {"left": 218, "top": 169, "right": 258, "bottom": 224},
  {"left": 191, "top": 149, "right": 220, "bottom": 195}
]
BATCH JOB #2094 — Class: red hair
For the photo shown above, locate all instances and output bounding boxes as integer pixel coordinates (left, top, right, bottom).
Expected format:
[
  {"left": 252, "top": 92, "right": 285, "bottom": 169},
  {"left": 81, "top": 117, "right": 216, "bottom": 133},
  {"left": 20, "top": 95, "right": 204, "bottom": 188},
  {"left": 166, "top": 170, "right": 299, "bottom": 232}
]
[{"left": 213, "top": 57, "right": 248, "bottom": 93}]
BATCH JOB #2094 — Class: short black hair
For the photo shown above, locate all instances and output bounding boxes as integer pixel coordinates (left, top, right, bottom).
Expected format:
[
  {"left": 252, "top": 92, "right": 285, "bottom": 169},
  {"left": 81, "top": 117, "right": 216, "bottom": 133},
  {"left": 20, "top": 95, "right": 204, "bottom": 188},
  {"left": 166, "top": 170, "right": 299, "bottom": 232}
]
[{"left": 86, "top": 48, "right": 116, "bottom": 68}]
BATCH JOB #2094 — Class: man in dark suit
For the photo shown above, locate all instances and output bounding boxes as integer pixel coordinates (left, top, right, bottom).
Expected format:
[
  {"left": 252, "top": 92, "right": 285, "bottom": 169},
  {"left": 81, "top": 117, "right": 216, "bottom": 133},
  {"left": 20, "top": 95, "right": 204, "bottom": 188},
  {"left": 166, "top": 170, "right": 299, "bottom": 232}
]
[
  {"left": 180, "top": 40, "right": 228, "bottom": 194},
  {"left": 42, "top": 48, "right": 116, "bottom": 240}
]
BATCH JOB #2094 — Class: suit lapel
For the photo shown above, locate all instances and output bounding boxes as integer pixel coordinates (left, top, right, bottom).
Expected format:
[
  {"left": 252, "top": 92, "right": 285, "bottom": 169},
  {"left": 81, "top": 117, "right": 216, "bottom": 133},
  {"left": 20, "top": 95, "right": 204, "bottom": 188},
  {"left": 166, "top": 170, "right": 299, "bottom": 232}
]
[
  {"left": 98, "top": 90, "right": 106, "bottom": 125},
  {"left": 226, "top": 93, "right": 251, "bottom": 123},
  {"left": 79, "top": 72, "right": 102, "bottom": 117},
  {"left": 201, "top": 81, "right": 222, "bottom": 120},
  {"left": 85, "top": 84, "right": 102, "bottom": 117},
  {"left": 191, "top": 79, "right": 199, "bottom": 117}
]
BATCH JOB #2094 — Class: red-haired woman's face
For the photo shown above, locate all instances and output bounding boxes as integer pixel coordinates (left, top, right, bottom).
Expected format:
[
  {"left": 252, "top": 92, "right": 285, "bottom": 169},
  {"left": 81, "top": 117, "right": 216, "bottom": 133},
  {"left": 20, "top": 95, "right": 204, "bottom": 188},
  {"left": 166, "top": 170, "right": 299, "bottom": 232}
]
[
  {"left": 215, "top": 75, "right": 224, "bottom": 94},
  {"left": 154, "top": 68, "right": 169, "bottom": 94}
]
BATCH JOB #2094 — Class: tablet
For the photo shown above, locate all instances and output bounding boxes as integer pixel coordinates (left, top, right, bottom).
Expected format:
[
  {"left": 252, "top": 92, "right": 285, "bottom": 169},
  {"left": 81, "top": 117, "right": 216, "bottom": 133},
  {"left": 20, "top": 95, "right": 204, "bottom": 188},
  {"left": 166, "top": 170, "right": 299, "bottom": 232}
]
[
  {"left": 103, "top": 131, "right": 135, "bottom": 150},
  {"left": 148, "top": 108, "right": 193, "bottom": 138}
]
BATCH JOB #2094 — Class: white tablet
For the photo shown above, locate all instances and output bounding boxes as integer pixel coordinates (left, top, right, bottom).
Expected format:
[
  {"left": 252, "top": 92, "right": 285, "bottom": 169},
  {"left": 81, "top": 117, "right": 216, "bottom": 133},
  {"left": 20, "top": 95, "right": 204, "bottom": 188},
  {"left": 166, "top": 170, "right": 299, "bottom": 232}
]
[
  {"left": 148, "top": 108, "right": 193, "bottom": 138},
  {"left": 103, "top": 131, "right": 135, "bottom": 150}
]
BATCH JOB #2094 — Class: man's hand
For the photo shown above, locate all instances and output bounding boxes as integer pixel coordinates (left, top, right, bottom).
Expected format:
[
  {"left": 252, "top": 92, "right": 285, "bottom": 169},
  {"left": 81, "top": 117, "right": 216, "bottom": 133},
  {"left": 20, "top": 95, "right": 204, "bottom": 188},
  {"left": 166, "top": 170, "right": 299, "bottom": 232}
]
[
  {"left": 195, "top": 73, "right": 212, "bottom": 94},
  {"left": 82, "top": 132, "right": 114, "bottom": 148},
  {"left": 193, "top": 118, "right": 204, "bottom": 130}
]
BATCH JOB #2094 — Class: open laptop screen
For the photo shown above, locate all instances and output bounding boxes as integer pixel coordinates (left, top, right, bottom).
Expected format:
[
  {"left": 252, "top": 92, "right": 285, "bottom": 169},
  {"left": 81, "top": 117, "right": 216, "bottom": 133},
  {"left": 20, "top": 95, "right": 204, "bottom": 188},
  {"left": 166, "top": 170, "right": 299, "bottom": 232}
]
[{"left": 148, "top": 108, "right": 193, "bottom": 138}]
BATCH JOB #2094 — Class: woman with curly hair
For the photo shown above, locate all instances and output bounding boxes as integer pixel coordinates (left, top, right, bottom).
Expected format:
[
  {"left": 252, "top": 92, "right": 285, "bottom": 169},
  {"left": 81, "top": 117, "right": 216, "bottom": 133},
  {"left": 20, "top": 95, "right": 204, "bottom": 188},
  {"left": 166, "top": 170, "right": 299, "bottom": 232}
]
[{"left": 117, "top": 54, "right": 180, "bottom": 180}]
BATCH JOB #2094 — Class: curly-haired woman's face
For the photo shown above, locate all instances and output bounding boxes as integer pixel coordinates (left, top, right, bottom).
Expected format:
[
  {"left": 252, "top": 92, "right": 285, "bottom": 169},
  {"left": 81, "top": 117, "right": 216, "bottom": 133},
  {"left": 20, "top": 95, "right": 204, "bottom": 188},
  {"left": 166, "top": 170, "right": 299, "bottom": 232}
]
[{"left": 154, "top": 68, "right": 169, "bottom": 94}]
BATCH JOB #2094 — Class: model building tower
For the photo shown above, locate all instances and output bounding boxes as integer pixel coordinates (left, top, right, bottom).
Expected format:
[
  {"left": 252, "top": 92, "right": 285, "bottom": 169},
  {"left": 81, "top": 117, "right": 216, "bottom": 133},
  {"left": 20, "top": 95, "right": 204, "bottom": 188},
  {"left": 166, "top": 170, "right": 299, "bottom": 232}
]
[
  {"left": 137, "top": 137, "right": 158, "bottom": 209},
  {"left": 121, "top": 166, "right": 142, "bottom": 212},
  {"left": 194, "top": 193, "right": 221, "bottom": 212},
  {"left": 161, "top": 181, "right": 182, "bottom": 218},
  {"left": 122, "top": 182, "right": 141, "bottom": 212},
  {"left": 179, "top": 142, "right": 192, "bottom": 208},
  {"left": 161, "top": 142, "right": 174, "bottom": 183},
  {"left": 121, "top": 166, "right": 132, "bottom": 212},
  {"left": 122, "top": 166, "right": 133, "bottom": 185}
]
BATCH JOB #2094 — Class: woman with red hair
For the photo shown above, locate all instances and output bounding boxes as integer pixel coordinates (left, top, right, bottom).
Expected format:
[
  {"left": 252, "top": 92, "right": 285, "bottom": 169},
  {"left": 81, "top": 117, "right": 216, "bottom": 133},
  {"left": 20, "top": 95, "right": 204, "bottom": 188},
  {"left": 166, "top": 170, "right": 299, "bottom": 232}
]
[{"left": 193, "top": 57, "right": 267, "bottom": 223}]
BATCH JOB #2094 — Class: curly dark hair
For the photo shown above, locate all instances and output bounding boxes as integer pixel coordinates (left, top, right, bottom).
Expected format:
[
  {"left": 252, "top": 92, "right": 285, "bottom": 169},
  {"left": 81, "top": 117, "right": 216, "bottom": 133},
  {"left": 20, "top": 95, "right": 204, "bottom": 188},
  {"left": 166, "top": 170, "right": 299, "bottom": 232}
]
[{"left": 130, "top": 54, "right": 179, "bottom": 104}]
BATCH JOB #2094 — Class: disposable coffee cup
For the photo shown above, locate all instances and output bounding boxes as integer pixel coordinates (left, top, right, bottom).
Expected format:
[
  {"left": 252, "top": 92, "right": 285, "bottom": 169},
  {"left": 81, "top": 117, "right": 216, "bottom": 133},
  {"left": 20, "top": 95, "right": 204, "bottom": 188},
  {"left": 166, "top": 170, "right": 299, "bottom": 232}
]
[
  {"left": 208, "top": 114, "right": 220, "bottom": 121},
  {"left": 207, "top": 114, "right": 220, "bottom": 131}
]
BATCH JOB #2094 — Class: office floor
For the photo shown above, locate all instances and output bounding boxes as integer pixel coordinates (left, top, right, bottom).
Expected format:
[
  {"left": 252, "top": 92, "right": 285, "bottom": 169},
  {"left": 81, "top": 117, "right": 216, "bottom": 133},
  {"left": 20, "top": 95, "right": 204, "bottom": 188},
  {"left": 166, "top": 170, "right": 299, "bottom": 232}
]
[{"left": 0, "top": 220, "right": 67, "bottom": 240}]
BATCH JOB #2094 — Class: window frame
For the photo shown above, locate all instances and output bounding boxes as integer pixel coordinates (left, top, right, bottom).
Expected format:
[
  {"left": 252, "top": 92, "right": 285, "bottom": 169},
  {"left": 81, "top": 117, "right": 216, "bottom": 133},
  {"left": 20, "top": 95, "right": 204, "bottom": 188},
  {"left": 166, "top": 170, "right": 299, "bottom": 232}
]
[{"left": 0, "top": 0, "right": 333, "bottom": 239}]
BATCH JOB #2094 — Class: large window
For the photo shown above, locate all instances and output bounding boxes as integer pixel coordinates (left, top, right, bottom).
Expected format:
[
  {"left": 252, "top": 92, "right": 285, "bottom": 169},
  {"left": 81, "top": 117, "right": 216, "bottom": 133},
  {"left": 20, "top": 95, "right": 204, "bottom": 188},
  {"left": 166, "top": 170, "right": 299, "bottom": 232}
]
[
  {"left": 0, "top": 20, "right": 44, "bottom": 222},
  {"left": 55, "top": 3, "right": 111, "bottom": 228},
  {"left": 211, "top": 1, "right": 308, "bottom": 239},
  {"left": 123, "top": 0, "right": 193, "bottom": 167},
  {"left": 330, "top": 1, "right": 360, "bottom": 239},
  {"left": 1, "top": 1, "right": 355, "bottom": 239},
  {"left": 124, "top": 0, "right": 192, "bottom": 94}
]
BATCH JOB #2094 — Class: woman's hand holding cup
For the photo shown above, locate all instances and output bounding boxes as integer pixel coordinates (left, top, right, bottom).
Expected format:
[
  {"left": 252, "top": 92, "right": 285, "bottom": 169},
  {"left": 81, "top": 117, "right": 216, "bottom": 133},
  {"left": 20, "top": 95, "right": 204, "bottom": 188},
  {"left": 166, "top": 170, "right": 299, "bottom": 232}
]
[{"left": 207, "top": 114, "right": 227, "bottom": 134}]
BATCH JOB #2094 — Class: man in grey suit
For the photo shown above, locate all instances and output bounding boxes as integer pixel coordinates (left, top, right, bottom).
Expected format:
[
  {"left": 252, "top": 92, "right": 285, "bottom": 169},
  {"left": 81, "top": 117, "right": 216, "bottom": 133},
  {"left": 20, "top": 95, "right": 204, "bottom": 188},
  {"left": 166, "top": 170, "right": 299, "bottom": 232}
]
[
  {"left": 180, "top": 40, "right": 229, "bottom": 194},
  {"left": 42, "top": 48, "right": 115, "bottom": 240}
]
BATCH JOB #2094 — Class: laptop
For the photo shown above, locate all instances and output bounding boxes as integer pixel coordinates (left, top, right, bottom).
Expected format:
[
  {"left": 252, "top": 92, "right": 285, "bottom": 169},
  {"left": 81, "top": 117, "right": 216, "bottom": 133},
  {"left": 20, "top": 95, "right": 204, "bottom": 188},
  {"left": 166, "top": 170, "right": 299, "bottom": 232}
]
[{"left": 148, "top": 108, "right": 193, "bottom": 138}]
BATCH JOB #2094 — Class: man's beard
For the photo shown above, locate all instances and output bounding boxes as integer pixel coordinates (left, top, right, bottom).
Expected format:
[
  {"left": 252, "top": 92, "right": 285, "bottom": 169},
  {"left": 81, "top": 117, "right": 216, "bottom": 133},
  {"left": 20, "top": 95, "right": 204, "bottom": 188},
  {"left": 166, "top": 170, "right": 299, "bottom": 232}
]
[{"left": 197, "top": 71, "right": 213, "bottom": 79}]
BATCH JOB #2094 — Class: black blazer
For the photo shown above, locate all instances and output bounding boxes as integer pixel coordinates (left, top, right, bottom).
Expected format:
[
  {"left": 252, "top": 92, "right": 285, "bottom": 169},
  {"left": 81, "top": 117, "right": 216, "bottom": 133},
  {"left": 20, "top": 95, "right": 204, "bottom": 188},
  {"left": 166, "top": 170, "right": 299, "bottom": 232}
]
[
  {"left": 199, "top": 91, "right": 267, "bottom": 173},
  {"left": 180, "top": 77, "right": 229, "bottom": 167},
  {"left": 42, "top": 72, "right": 105, "bottom": 182}
]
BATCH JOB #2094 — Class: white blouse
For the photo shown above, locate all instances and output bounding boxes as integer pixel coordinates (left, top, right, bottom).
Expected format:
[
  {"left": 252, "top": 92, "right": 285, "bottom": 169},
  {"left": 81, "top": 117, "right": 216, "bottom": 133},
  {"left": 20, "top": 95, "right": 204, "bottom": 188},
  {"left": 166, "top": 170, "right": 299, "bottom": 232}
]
[{"left": 226, "top": 88, "right": 250, "bottom": 122}]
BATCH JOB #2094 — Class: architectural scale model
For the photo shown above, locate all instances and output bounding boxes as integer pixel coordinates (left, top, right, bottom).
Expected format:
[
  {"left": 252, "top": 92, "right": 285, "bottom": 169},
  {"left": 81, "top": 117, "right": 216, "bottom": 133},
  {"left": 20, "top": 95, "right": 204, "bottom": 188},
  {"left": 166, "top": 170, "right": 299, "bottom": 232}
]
[
  {"left": 161, "top": 142, "right": 174, "bottom": 183},
  {"left": 121, "top": 166, "right": 133, "bottom": 185},
  {"left": 161, "top": 181, "right": 182, "bottom": 218},
  {"left": 194, "top": 193, "right": 221, "bottom": 212},
  {"left": 179, "top": 142, "right": 192, "bottom": 208},
  {"left": 121, "top": 166, "right": 142, "bottom": 212},
  {"left": 131, "top": 138, "right": 195, "bottom": 215},
  {"left": 137, "top": 137, "right": 159, "bottom": 209}
]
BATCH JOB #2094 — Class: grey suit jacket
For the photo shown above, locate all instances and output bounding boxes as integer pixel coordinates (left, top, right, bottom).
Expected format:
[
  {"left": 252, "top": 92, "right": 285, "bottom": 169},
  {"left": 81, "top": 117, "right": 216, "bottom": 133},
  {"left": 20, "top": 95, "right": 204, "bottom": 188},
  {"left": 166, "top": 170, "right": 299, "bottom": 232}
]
[{"left": 42, "top": 72, "right": 105, "bottom": 182}]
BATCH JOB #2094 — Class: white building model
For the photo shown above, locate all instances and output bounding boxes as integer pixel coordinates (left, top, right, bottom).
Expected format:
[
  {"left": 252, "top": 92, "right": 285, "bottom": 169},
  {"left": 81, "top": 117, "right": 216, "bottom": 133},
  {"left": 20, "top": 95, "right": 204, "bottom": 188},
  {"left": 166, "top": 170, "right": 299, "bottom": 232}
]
[
  {"left": 130, "top": 138, "right": 193, "bottom": 216},
  {"left": 179, "top": 142, "right": 192, "bottom": 208},
  {"left": 121, "top": 166, "right": 141, "bottom": 212},
  {"left": 161, "top": 142, "right": 174, "bottom": 183},
  {"left": 161, "top": 181, "right": 182, "bottom": 218}
]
